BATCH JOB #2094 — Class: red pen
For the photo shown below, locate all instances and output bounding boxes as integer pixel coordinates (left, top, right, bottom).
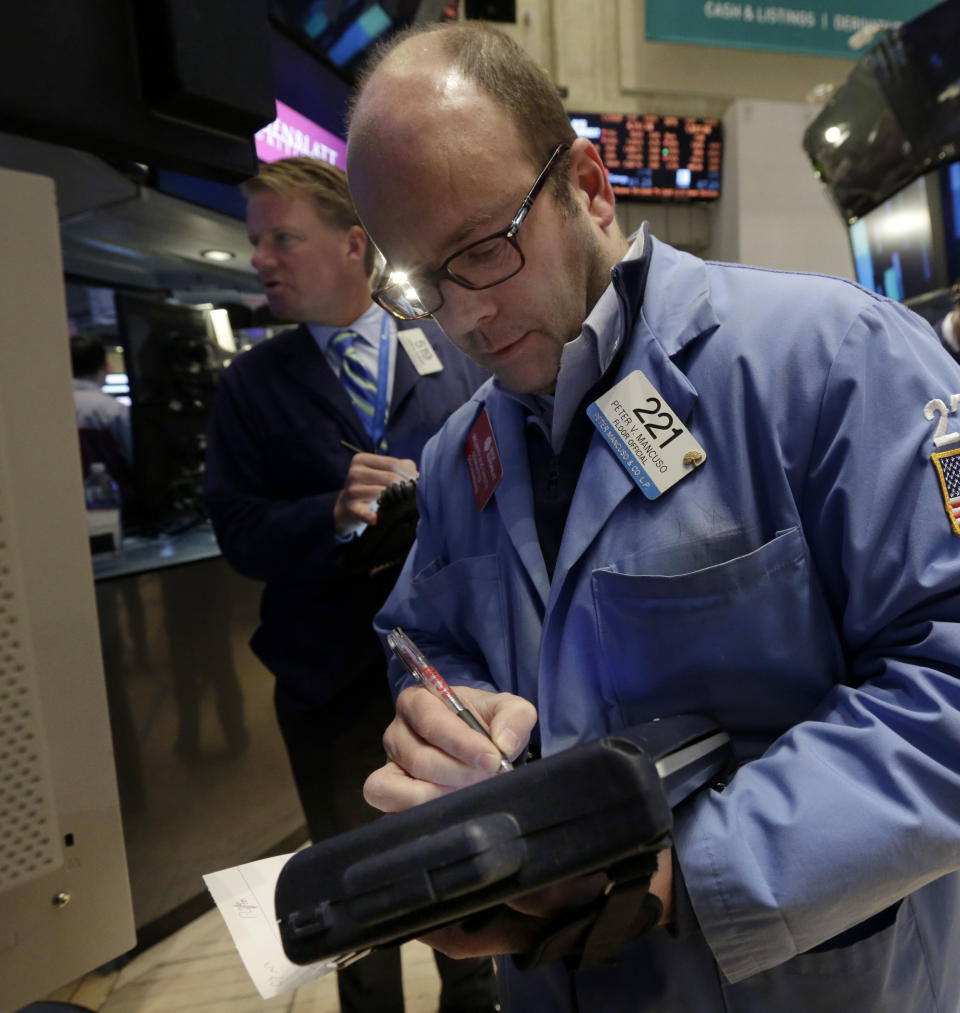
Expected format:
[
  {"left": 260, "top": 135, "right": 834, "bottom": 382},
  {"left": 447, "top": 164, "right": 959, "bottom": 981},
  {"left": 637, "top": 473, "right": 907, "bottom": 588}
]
[{"left": 387, "top": 627, "right": 513, "bottom": 773}]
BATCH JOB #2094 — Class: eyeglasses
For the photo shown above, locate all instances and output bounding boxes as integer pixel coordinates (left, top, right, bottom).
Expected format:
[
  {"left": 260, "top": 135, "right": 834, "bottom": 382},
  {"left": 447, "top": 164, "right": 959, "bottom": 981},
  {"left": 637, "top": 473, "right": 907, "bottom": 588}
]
[{"left": 372, "top": 143, "right": 570, "bottom": 321}]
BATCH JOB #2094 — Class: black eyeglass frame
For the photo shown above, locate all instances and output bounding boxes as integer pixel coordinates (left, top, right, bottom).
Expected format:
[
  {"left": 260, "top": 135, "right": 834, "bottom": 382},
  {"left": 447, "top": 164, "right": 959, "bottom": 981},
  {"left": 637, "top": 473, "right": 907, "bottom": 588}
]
[{"left": 372, "top": 143, "right": 571, "bottom": 321}]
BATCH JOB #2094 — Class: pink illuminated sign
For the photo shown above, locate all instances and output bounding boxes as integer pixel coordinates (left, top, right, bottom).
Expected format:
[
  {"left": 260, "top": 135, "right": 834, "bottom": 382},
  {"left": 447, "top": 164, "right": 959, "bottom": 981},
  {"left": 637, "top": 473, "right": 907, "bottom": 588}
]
[{"left": 254, "top": 100, "right": 347, "bottom": 167}]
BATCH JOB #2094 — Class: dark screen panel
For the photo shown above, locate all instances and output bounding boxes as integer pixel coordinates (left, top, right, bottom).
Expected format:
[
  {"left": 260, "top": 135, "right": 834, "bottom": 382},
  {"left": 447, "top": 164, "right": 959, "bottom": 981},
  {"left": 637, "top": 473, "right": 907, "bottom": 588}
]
[
  {"left": 803, "top": 0, "right": 960, "bottom": 222},
  {"left": 269, "top": 24, "right": 353, "bottom": 140},
  {"left": 803, "top": 61, "right": 913, "bottom": 225},
  {"left": 152, "top": 27, "right": 352, "bottom": 220},
  {"left": 0, "top": 0, "right": 273, "bottom": 183},
  {"left": 569, "top": 112, "right": 722, "bottom": 201},
  {"left": 870, "top": 1, "right": 960, "bottom": 166},
  {"left": 269, "top": 0, "right": 422, "bottom": 81}
]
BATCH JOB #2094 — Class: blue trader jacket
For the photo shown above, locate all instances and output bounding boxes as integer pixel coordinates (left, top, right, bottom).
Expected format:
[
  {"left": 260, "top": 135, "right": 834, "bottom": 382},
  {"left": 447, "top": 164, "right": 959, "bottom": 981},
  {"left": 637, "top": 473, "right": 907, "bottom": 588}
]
[
  {"left": 376, "top": 235, "right": 960, "bottom": 1012},
  {"left": 204, "top": 317, "right": 486, "bottom": 708}
]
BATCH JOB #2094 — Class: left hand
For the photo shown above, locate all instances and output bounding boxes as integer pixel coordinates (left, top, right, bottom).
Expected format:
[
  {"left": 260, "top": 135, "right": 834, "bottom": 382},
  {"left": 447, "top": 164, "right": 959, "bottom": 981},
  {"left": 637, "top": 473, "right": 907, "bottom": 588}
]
[
  {"left": 419, "top": 873, "right": 608, "bottom": 958},
  {"left": 419, "top": 849, "right": 674, "bottom": 958},
  {"left": 333, "top": 452, "right": 417, "bottom": 536}
]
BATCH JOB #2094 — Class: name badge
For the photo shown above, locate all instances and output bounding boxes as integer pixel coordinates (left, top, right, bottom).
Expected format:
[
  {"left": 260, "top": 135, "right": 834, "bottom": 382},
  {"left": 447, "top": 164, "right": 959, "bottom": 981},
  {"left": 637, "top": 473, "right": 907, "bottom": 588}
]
[
  {"left": 398, "top": 328, "right": 443, "bottom": 375},
  {"left": 587, "top": 370, "right": 706, "bottom": 500},
  {"left": 463, "top": 408, "right": 502, "bottom": 511}
]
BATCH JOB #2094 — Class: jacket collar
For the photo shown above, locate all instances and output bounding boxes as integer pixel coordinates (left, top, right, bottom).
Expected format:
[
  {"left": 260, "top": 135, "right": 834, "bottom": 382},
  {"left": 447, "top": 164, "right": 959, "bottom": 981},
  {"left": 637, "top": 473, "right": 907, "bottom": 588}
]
[
  {"left": 551, "top": 237, "right": 715, "bottom": 585},
  {"left": 484, "top": 233, "right": 720, "bottom": 602},
  {"left": 630, "top": 234, "right": 720, "bottom": 359}
]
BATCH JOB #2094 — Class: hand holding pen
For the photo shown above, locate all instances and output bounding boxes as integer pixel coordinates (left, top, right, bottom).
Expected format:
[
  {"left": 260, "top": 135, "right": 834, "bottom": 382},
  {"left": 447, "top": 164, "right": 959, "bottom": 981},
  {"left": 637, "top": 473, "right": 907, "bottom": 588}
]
[
  {"left": 340, "top": 440, "right": 418, "bottom": 482},
  {"left": 387, "top": 627, "right": 513, "bottom": 773},
  {"left": 333, "top": 443, "right": 418, "bottom": 536}
]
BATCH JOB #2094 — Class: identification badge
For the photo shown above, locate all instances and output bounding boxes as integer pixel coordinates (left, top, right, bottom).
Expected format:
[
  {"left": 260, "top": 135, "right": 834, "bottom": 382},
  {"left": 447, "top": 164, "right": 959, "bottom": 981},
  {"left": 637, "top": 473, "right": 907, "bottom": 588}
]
[
  {"left": 398, "top": 328, "right": 443, "bottom": 375},
  {"left": 463, "top": 408, "right": 503, "bottom": 511},
  {"left": 587, "top": 370, "right": 706, "bottom": 499}
]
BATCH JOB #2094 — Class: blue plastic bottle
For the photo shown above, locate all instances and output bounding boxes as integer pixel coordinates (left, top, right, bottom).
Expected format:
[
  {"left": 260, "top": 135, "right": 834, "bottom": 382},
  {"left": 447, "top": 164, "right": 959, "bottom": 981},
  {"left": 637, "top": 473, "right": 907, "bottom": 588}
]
[{"left": 83, "top": 462, "right": 122, "bottom": 554}]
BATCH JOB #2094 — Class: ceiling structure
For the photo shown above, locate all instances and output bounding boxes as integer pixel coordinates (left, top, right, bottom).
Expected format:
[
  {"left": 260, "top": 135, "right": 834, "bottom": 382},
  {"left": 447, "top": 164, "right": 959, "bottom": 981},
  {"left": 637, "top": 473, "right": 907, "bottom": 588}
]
[{"left": 0, "top": 132, "right": 262, "bottom": 301}]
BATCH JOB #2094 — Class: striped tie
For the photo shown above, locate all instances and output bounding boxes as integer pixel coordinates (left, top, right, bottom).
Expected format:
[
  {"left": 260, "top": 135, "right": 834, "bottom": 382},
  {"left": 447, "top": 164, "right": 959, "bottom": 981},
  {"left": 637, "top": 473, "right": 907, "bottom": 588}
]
[{"left": 330, "top": 329, "right": 387, "bottom": 450}]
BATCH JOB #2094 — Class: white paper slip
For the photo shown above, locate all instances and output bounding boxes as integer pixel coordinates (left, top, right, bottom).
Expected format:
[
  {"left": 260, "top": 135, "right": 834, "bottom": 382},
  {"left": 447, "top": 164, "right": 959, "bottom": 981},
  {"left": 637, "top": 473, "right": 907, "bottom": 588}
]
[{"left": 203, "top": 852, "right": 339, "bottom": 999}]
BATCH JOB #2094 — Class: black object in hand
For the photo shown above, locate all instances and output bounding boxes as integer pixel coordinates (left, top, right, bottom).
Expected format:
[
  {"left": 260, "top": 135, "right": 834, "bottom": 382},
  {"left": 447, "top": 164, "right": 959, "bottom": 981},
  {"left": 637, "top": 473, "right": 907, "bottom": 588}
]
[
  {"left": 337, "top": 479, "right": 419, "bottom": 576},
  {"left": 275, "top": 715, "right": 732, "bottom": 968}
]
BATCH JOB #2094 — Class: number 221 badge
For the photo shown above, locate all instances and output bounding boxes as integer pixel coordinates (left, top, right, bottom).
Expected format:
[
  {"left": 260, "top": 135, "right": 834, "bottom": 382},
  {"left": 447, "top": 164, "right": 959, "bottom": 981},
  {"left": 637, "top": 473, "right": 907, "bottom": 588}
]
[{"left": 587, "top": 370, "right": 706, "bottom": 499}]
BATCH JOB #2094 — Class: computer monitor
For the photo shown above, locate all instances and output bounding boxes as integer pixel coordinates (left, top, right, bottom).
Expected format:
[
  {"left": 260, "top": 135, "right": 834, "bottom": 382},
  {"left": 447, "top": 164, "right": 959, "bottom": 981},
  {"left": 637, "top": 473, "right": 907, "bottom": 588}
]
[
  {"left": 848, "top": 171, "right": 948, "bottom": 301},
  {"left": 803, "top": 0, "right": 960, "bottom": 223},
  {"left": 269, "top": 0, "right": 423, "bottom": 79},
  {"left": 0, "top": 0, "right": 275, "bottom": 183},
  {"left": 569, "top": 112, "right": 722, "bottom": 201}
]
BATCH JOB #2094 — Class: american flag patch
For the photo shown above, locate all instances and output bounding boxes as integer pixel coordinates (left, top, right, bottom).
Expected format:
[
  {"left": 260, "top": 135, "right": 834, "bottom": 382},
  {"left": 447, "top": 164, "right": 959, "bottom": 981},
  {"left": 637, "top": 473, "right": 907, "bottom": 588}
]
[{"left": 932, "top": 447, "right": 960, "bottom": 536}]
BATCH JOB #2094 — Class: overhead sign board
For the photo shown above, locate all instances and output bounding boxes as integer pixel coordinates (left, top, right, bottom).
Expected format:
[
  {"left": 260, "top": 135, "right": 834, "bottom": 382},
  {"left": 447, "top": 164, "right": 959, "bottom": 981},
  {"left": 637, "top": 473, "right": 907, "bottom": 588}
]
[
  {"left": 645, "top": 0, "right": 939, "bottom": 58},
  {"left": 254, "top": 99, "right": 346, "bottom": 167}
]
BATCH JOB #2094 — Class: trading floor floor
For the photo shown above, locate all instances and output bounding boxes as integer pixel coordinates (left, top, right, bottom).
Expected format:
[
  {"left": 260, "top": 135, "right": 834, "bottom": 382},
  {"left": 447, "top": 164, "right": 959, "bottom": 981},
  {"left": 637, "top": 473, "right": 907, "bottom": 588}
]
[{"left": 44, "top": 906, "right": 443, "bottom": 1012}]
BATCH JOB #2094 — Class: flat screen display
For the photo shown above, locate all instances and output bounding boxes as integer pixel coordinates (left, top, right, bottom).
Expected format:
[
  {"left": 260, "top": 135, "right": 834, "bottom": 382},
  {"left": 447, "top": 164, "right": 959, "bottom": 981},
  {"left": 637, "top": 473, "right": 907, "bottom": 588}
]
[
  {"left": 803, "top": 1, "right": 960, "bottom": 223},
  {"left": 848, "top": 172, "right": 946, "bottom": 301},
  {"left": 569, "top": 112, "right": 722, "bottom": 201},
  {"left": 269, "top": 0, "right": 423, "bottom": 79}
]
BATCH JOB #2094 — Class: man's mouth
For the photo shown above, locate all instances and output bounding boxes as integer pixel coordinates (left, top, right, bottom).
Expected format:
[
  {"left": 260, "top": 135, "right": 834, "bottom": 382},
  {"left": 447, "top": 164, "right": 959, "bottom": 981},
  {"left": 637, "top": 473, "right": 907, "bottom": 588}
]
[{"left": 485, "top": 332, "right": 530, "bottom": 359}]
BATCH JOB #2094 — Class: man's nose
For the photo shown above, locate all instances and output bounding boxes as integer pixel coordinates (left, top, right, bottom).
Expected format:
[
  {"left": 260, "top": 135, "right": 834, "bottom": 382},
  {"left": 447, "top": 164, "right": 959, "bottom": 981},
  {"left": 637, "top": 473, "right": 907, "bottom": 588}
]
[
  {"left": 251, "top": 243, "right": 273, "bottom": 272},
  {"left": 436, "top": 280, "right": 497, "bottom": 337}
]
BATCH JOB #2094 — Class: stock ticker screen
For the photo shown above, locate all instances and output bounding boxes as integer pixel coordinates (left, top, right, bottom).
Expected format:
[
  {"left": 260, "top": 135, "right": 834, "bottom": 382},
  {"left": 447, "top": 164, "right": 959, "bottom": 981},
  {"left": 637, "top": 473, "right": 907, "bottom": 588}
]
[{"left": 569, "top": 112, "right": 722, "bottom": 201}]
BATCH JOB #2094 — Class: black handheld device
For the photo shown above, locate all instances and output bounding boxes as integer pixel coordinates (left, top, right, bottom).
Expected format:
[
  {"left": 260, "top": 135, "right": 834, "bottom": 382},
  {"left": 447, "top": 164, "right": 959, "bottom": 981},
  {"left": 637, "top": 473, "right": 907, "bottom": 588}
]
[{"left": 275, "top": 714, "right": 731, "bottom": 968}]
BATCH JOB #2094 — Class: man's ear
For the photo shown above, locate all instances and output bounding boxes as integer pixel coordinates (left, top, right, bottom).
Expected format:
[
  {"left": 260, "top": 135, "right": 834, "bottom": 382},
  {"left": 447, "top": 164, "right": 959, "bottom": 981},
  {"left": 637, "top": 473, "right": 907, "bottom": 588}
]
[
  {"left": 568, "top": 137, "right": 616, "bottom": 229},
  {"left": 344, "top": 224, "right": 368, "bottom": 263}
]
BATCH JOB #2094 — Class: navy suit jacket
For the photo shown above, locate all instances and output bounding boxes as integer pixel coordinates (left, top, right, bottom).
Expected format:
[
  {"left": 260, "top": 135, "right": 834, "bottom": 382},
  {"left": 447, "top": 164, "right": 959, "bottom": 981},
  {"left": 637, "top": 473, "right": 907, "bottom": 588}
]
[{"left": 203, "top": 318, "right": 487, "bottom": 708}]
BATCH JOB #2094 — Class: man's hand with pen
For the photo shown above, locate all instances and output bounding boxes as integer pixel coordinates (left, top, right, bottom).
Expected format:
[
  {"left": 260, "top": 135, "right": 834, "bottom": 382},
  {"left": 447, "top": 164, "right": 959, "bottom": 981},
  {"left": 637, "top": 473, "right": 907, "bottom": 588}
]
[
  {"left": 333, "top": 447, "right": 417, "bottom": 537},
  {"left": 364, "top": 632, "right": 673, "bottom": 959},
  {"left": 364, "top": 680, "right": 534, "bottom": 810}
]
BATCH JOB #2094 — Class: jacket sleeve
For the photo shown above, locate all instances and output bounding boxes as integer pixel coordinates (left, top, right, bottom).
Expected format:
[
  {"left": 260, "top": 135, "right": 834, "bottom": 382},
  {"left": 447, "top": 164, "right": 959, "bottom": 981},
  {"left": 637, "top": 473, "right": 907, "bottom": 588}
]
[
  {"left": 673, "top": 298, "right": 960, "bottom": 983},
  {"left": 202, "top": 364, "right": 343, "bottom": 584}
]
